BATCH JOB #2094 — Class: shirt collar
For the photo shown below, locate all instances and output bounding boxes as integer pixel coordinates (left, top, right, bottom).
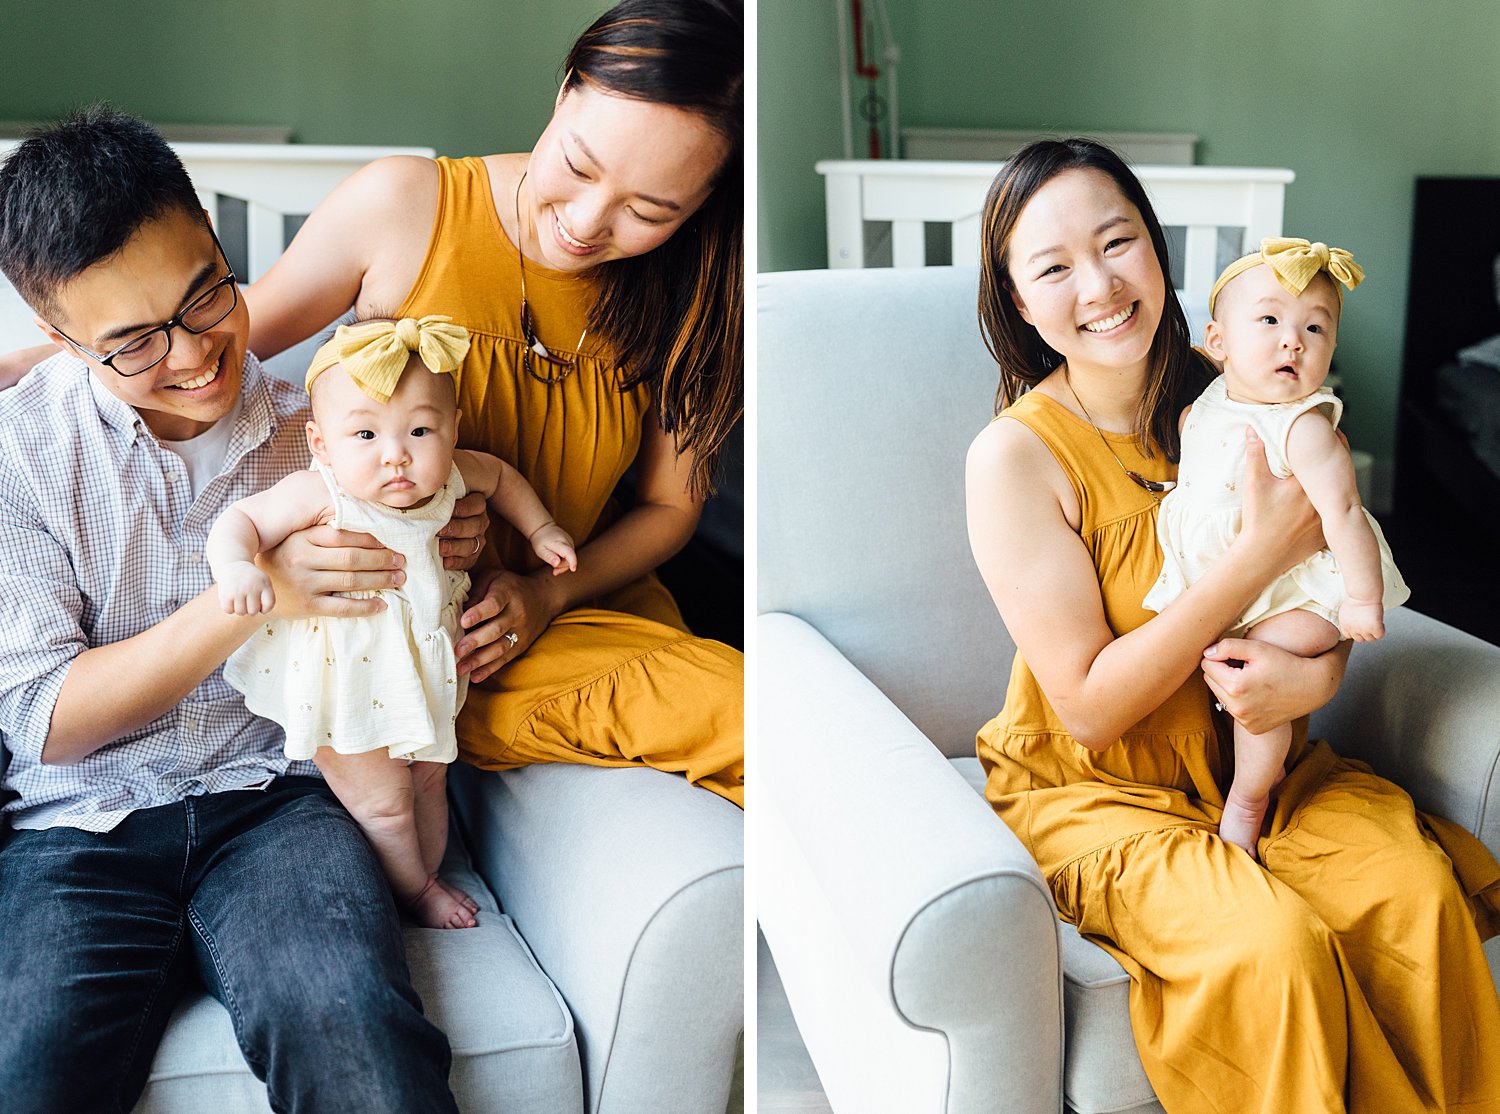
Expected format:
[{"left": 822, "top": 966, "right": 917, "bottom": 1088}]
[
  {"left": 82, "top": 351, "right": 276, "bottom": 455},
  {"left": 85, "top": 364, "right": 145, "bottom": 441}
]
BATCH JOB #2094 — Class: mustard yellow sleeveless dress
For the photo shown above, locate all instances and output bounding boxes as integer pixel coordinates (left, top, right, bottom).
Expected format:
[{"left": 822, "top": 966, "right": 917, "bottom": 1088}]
[
  {"left": 977, "top": 391, "right": 1500, "bottom": 1113},
  {"left": 393, "top": 156, "right": 743, "bottom": 806}
]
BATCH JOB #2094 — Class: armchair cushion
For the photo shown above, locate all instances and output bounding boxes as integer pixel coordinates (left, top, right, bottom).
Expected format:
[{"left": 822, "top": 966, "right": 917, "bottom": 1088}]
[{"left": 138, "top": 826, "right": 582, "bottom": 1113}]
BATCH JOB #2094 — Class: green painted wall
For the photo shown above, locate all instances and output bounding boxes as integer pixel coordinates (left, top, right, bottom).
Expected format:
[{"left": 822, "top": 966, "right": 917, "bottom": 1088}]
[
  {"left": 758, "top": 0, "right": 845, "bottom": 273},
  {"left": 759, "top": 0, "right": 1500, "bottom": 469},
  {"left": 0, "top": 0, "right": 611, "bottom": 156}
]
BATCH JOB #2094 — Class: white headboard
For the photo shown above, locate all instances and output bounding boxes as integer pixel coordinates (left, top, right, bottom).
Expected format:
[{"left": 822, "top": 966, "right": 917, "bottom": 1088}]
[{"left": 815, "top": 159, "right": 1295, "bottom": 322}]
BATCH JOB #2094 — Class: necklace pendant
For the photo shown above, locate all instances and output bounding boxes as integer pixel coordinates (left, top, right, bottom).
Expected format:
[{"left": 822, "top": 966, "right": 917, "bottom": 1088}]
[{"left": 531, "top": 337, "right": 551, "bottom": 359}]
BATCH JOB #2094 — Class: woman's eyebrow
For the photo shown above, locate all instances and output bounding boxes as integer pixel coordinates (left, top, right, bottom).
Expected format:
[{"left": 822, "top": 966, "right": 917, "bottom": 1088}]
[
  {"left": 569, "top": 132, "right": 681, "bottom": 211},
  {"left": 1025, "top": 216, "right": 1131, "bottom": 267},
  {"left": 96, "top": 260, "right": 220, "bottom": 346}
]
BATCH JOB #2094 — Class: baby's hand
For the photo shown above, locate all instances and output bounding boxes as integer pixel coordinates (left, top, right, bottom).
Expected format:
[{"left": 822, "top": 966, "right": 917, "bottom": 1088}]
[
  {"left": 1338, "top": 599, "right": 1384, "bottom": 642},
  {"left": 528, "top": 522, "right": 578, "bottom": 576},
  {"left": 217, "top": 561, "right": 277, "bottom": 615}
]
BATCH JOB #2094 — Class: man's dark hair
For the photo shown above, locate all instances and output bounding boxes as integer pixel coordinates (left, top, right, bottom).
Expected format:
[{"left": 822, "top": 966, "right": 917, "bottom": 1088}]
[{"left": 0, "top": 104, "right": 207, "bottom": 319}]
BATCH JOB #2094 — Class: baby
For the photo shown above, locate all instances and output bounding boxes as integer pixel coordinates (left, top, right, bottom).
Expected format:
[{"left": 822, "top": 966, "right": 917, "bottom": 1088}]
[
  {"left": 207, "top": 315, "right": 576, "bottom": 928},
  {"left": 1143, "top": 238, "right": 1409, "bottom": 858}
]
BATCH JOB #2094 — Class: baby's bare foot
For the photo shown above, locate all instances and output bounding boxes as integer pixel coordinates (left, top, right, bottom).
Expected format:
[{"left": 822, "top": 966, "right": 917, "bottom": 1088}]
[
  {"left": 434, "top": 877, "right": 480, "bottom": 920},
  {"left": 409, "top": 876, "right": 478, "bottom": 929},
  {"left": 1219, "top": 790, "right": 1270, "bottom": 861}
]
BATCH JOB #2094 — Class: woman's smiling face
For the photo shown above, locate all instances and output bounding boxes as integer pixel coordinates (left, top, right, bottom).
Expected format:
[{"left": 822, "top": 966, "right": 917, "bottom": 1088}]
[
  {"left": 1003, "top": 167, "right": 1166, "bottom": 376},
  {"left": 523, "top": 81, "right": 730, "bottom": 272}
]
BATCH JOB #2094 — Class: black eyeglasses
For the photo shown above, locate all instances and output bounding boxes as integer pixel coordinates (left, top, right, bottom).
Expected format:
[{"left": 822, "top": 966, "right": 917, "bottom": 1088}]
[{"left": 53, "top": 230, "right": 239, "bottom": 378}]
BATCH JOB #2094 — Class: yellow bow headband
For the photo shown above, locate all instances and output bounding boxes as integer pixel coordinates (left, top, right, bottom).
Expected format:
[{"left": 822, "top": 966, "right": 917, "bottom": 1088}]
[
  {"left": 304, "top": 315, "right": 471, "bottom": 403},
  {"left": 1208, "top": 237, "right": 1365, "bottom": 318}
]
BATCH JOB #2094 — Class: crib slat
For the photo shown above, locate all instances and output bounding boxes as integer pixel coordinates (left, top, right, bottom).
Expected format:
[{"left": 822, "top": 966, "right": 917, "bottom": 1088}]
[
  {"left": 951, "top": 214, "right": 981, "bottom": 267},
  {"left": 891, "top": 220, "right": 926, "bottom": 268},
  {"left": 245, "top": 202, "right": 286, "bottom": 284},
  {"left": 1182, "top": 226, "right": 1218, "bottom": 306}
]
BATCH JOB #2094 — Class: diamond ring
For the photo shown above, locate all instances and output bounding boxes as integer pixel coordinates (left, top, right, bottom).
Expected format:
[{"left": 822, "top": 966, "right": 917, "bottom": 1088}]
[{"left": 504, "top": 631, "right": 519, "bottom": 648}]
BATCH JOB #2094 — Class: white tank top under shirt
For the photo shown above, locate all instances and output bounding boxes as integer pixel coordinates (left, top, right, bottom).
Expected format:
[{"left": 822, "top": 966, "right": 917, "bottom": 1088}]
[{"left": 157, "top": 390, "right": 244, "bottom": 500}]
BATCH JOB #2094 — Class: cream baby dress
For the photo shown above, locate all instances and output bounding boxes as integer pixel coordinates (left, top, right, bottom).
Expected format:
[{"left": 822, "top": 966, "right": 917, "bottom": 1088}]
[
  {"left": 225, "top": 460, "right": 471, "bottom": 762},
  {"left": 1142, "top": 375, "right": 1409, "bottom": 635}
]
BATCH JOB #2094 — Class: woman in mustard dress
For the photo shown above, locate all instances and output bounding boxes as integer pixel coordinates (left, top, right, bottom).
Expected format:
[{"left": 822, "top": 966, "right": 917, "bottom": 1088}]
[
  {"left": 965, "top": 138, "right": 1500, "bottom": 1112},
  {"left": 241, "top": 0, "right": 744, "bottom": 805}
]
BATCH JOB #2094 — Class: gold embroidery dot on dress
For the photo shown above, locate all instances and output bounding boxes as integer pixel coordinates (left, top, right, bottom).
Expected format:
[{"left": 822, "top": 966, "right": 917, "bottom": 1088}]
[
  {"left": 372, "top": 699, "right": 385, "bottom": 709},
  {"left": 362, "top": 656, "right": 370, "bottom": 663}
]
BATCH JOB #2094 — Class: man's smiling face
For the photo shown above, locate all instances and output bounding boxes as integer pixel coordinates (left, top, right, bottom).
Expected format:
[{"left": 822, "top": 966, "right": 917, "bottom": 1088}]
[{"left": 39, "top": 207, "right": 247, "bottom": 441}]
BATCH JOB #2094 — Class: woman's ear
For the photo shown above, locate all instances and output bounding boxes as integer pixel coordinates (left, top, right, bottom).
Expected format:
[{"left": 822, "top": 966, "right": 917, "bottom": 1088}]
[
  {"left": 1007, "top": 283, "right": 1033, "bottom": 326},
  {"left": 305, "top": 419, "right": 331, "bottom": 465}
]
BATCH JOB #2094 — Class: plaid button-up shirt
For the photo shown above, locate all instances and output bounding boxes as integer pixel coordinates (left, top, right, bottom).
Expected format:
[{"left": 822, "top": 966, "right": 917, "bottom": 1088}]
[{"left": 0, "top": 352, "right": 319, "bottom": 831}]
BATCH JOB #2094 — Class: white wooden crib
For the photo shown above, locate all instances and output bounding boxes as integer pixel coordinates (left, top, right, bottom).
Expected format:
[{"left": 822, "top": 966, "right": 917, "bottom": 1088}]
[
  {"left": 0, "top": 140, "right": 434, "bottom": 352},
  {"left": 816, "top": 158, "right": 1295, "bottom": 317}
]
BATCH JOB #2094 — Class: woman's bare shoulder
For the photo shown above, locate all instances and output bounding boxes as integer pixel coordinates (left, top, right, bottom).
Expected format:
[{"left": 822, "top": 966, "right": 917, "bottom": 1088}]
[{"left": 335, "top": 156, "right": 440, "bottom": 222}]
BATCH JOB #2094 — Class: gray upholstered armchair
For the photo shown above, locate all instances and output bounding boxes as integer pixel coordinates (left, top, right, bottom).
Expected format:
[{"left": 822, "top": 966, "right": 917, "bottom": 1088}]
[{"left": 757, "top": 265, "right": 1500, "bottom": 1114}]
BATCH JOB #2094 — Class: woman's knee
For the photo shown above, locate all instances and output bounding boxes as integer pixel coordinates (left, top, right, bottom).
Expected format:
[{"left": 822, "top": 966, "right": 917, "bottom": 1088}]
[{"left": 1227, "top": 892, "right": 1343, "bottom": 986}]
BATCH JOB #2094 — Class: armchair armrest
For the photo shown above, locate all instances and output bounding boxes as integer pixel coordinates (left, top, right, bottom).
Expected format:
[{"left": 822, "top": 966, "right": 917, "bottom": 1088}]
[
  {"left": 759, "top": 612, "right": 1063, "bottom": 1114},
  {"left": 1311, "top": 607, "right": 1500, "bottom": 855},
  {"left": 448, "top": 762, "right": 742, "bottom": 1114}
]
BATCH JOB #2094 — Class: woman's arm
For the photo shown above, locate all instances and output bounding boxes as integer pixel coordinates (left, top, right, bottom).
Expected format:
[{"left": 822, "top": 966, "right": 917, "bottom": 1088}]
[
  {"left": 1200, "top": 638, "right": 1350, "bottom": 734},
  {"left": 966, "top": 420, "right": 1323, "bottom": 750},
  {"left": 0, "top": 343, "right": 61, "bottom": 389},
  {"left": 454, "top": 411, "right": 703, "bottom": 683},
  {"left": 244, "top": 156, "right": 437, "bottom": 360}
]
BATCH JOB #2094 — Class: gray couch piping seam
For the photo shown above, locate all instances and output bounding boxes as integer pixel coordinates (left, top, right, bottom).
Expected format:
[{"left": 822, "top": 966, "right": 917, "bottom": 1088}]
[
  {"left": 1475, "top": 736, "right": 1499, "bottom": 838},
  {"left": 886, "top": 866, "right": 1064, "bottom": 1114},
  {"left": 144, "top": 1026, "right": 581, "bottom": 1085},
  {"left": 594, "top": 863, "right": 743, "bottom": 1112},
  {"left": 490, "top": 900, "right": 578, "bottom": 1052}
]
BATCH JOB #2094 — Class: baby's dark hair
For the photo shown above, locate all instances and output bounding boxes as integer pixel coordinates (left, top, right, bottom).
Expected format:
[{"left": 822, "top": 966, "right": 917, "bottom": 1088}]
[{"left": 0, "top": 104, "right": 207, "bottom": 319}]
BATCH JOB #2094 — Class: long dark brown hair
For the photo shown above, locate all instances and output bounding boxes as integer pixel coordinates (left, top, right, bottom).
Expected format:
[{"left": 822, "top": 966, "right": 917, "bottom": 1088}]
[
  {"left": 976, "top": 138, "right": 1211, "bottom": 461},
  {"left": 564, "top": 0, "right": 743, "bottom": 497}
]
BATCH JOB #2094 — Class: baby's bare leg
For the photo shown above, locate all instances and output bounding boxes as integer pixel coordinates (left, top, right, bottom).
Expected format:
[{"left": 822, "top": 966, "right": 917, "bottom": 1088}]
[
  {"left": 314, "top": 750, "right": 475, "bottom": 929},
  {"left": 1220, "top": 610, "right": 1342, "bottom": 860},
  {"left": 410, "top": 761, "right": 478, "bottom": 920}
]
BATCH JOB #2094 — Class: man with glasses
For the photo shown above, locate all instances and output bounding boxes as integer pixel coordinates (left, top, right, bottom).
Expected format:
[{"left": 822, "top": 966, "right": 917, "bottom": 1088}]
[{"left": 0, "top": 107, "right": 460, "bottom": 1112}]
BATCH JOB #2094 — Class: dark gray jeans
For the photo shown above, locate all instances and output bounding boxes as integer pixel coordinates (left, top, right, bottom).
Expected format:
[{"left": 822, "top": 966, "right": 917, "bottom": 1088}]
[{"left": 0, "top": 777, "right": 459, "bottom": 1113}]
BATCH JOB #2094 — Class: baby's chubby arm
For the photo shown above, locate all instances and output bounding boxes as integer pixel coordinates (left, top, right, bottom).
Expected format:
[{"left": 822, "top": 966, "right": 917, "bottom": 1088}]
[
  {"left": 206, "top": 470, "right": 333, "bottom": 614},
  {"left": 453, "top": 450, "right": 577, "bottom": 574},
  {"left": 1284, "top": 410, "right": 1385, "bottom": 640}
]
